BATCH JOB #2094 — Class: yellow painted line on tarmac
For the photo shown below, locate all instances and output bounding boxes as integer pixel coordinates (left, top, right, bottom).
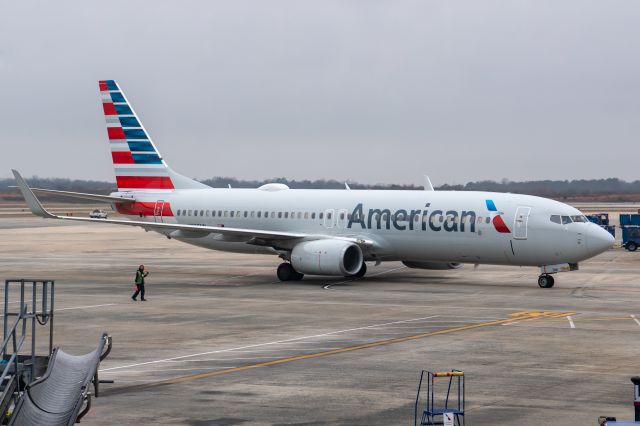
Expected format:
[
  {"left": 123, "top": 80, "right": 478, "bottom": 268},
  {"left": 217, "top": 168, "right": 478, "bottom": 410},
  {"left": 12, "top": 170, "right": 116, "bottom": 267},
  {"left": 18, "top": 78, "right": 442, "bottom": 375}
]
[{"left": 146, "top": 311, "right": 572, "bottom": 387}]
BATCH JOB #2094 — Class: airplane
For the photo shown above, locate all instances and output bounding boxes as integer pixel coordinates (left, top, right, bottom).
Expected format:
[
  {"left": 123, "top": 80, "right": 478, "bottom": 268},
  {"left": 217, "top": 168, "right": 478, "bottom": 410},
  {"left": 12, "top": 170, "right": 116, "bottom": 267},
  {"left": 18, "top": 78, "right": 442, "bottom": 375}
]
[{"left": 11, "top": 79, "right": 615, "bottom": 289}]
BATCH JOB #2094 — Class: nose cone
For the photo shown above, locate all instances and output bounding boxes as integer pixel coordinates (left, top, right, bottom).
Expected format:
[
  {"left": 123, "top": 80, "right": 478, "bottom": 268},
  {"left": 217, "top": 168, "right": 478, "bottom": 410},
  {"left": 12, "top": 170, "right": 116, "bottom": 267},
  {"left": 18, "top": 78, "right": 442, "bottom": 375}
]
[{"left": 587, "top": 224, "right": 615, "bottom": 256}]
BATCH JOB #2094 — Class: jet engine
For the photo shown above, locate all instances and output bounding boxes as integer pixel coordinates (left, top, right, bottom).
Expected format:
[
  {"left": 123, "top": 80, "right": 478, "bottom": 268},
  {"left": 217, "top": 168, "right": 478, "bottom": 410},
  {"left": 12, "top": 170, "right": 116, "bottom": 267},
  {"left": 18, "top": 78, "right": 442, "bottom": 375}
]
[
  {"left": 291, "top": 239, "right": 363, "bottom": 276},
  {"left": 401, "top": 261, "right": 463, "bottom": 270}
]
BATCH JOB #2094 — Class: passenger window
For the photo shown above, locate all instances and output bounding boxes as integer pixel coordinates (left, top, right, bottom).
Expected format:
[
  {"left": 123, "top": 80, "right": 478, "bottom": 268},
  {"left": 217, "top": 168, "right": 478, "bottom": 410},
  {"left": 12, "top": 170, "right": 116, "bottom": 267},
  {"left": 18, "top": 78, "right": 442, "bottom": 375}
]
[
  {"left": 561, "top": 216, "right": 572, "bottom": 224},
  {"left": 271, "top": 212, "right": 275, "bottom": 218},
  {"left": 278, "top": 212, "right": 282, "bottom": 218},
  {"left": 319, "top": 212, "right": 324, "bottom": 219},
  {"left": 230, "top": 211, "right": 234, "bottom": 217},
  {"left": 311, "top": 213, "right": 316, "bottom": 219},
  {"left": 188, "top": 210, "right": 192, "bottom": 216},
  {"left": 251, "top": 211, "right": 255, "bottom": 218},
  {"left": 244, "top": 211, "right": 248, "bottom": 218},
  {"left": 339, "top": 212, "right": 345, "bottom": 220},
  {"left": 206, "top": 210, "right": 210, "bottom": 216},
  {"left": 224, "top": 211, "right": 228, "bottom": 217},
  {"left": 177, "top": 210, "right": 181, "bottom": 216},
  {"left": 486, "top": 217, "right": 490, "bottom": 224},
  {"left": 257, "top": 211, "right": 262, "bottom": 218},
  {"left": 236, "top": 211, "right": 240, "bottom": 217},
  {"left": 284, "top": 212, "right": 289, "bottom": 218},
  {"left": 327, "top": 213, "right": 332, "bottom": 220},
  {"left": 200, "top": 210, "right": 204, "bottom": 216},
  {"left": 212, "top": 211, "right": 216, "bottom": 217},
  {"left": 305, "top": 212, "right": 309, "bottom": 219},
  {"left": 291, "top": 211, "right": 295, "bottom": 219},
  {"left": 550, "top": 215, "right": 561, "bottom": 224}
]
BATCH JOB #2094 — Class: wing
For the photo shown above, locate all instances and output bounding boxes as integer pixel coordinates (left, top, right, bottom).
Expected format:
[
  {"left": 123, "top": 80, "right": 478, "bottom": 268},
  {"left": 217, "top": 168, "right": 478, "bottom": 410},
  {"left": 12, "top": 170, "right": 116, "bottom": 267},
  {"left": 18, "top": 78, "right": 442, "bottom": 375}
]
[
  {"left": 8, "top": 186, "right": 136, "bottom": 203},
  {"left": 11, "top": 170, "right": 373, "bottom": 246}
]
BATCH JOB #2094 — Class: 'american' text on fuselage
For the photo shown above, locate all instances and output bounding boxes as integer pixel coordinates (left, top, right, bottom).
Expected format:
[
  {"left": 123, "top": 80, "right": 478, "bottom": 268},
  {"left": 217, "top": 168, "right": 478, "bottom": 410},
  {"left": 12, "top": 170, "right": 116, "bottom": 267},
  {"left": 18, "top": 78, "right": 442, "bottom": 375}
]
[{"left": 347, "top": 203, "right": 478, "bottom": 232}]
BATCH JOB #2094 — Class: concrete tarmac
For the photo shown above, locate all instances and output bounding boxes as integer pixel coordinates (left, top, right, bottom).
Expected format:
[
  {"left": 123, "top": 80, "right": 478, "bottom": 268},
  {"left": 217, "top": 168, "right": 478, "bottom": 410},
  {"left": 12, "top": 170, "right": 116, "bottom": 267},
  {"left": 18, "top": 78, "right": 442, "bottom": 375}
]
[{"left": 1, "top": 217, "right": 639, "bottom": 425}]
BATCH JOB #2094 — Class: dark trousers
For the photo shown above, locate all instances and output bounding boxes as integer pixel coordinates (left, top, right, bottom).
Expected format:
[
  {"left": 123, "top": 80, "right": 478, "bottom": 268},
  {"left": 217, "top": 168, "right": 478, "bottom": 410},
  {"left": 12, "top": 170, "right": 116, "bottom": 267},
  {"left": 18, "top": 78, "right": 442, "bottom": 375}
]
[{"left": 132, "top": 284, "right": 145, "bottom": 300}]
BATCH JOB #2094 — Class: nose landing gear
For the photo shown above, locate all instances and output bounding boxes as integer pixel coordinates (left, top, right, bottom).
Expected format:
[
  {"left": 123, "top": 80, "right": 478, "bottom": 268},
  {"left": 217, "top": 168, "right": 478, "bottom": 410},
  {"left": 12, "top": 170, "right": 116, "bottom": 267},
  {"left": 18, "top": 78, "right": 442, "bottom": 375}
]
[{"left": 538, "top": 274, "right": 555, "bottom": 288}]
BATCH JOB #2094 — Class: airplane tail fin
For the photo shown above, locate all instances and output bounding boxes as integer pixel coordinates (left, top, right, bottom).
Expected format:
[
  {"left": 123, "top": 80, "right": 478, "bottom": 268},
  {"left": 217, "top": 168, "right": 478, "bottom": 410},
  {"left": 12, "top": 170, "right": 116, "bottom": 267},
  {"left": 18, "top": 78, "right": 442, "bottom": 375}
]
[{"left": 99, "top": 80, "right": 208, "bottom": 191}]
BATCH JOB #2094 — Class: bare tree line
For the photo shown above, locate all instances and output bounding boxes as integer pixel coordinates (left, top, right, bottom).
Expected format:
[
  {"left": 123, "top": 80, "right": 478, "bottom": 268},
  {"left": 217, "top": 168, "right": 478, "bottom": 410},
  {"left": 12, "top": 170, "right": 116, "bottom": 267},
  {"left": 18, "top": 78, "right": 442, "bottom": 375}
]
[{"left": 2, "top": 176, "right": 640, "bottom": 202}]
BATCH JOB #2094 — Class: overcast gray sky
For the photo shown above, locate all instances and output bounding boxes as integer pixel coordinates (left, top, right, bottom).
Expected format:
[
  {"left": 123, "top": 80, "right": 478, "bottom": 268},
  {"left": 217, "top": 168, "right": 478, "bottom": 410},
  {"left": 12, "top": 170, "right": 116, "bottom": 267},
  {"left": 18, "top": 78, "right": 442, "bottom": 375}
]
[{"left": 1, "top": 1, "right": 639, "bottom": 186}]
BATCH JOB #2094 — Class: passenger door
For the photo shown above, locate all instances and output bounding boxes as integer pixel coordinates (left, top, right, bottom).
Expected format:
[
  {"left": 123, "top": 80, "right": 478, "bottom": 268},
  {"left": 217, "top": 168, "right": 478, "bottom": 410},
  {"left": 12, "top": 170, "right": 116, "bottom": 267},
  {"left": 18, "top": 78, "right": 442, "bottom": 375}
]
[{"left": 513, "top": 206, "right": 531, "bottom": 240}]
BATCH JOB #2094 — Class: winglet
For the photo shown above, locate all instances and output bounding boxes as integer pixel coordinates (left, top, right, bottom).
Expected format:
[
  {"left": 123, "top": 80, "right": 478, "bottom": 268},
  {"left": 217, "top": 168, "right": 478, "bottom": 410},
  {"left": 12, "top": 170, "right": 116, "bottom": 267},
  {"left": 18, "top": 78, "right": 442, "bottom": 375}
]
[
  {"left": 11, "top": 170, "right": 56, "bottom": 218},
  {"left": 423, "top": 175, "right": 434, "bottom": 191}
]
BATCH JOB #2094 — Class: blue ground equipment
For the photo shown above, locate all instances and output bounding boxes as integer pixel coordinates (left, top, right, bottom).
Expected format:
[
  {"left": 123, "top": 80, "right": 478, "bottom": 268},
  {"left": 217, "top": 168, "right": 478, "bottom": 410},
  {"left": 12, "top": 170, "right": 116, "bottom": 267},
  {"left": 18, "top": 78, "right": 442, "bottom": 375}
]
[
  {"left": 587, "top": 213, "right": 616, "bottom": 238},
  {"left": 415, "top": 370, "right": 465, "bottom": 426},
  {"left": 587, "top": 213, "right": 610, "bottom": 226},
  {"left": 619, "top": 215, "right": 640, "bottom": 251}
]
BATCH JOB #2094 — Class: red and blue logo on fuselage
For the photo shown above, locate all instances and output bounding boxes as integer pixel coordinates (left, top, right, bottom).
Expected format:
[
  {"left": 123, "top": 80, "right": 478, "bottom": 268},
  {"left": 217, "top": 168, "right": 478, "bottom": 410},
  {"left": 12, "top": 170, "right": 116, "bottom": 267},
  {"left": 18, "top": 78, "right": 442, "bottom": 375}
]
[{"left": 486, "top": 200, "right": 511, "bottom": 233}]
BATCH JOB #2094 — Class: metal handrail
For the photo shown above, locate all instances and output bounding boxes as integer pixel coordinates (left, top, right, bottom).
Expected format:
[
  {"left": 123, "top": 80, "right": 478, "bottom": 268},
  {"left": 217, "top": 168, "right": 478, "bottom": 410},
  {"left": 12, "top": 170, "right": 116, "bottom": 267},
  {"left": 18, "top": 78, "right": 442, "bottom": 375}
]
[{"left": 0, "top": 304, "right": 28, "bottom": 393}]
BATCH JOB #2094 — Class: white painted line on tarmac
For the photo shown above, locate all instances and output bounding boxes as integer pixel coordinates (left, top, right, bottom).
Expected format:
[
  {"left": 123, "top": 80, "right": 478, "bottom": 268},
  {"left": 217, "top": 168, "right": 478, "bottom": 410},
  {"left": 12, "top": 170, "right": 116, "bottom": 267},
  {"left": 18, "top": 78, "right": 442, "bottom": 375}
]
[
  {"left": 101, "top": 366, "right": 236, "bottom": 375},
  {"left": 57, "top": 303, "right": 117, "bottom": 311},
  {"left": 99, "top": 314, "right": 438, "bottom": 372},
  {"left": 567, "top": 316, "right": 576, "bottom": 329},
  {"left": 163, "top": 357, "right": 276, "bottom": 362},
  {"left": 631, "top": 315, "right": 640, "bottom": 326}
]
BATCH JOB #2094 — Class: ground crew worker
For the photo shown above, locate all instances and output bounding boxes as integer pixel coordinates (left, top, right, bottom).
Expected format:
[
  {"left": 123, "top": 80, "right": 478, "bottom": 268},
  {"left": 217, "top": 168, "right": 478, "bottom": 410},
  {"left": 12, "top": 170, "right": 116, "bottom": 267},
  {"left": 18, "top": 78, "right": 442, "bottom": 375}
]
[{"left": 132, "top": 264, "right": 149, "bottom": 301}]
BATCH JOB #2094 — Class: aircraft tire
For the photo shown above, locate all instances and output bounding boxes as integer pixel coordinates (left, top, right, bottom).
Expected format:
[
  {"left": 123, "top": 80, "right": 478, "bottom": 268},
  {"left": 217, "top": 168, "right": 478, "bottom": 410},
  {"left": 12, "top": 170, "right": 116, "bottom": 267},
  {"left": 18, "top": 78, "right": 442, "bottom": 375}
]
[
  {"left": 277, "top": 263, "right": 295, "bottom": 281},
  {"left": 277, "top": 263, "right": 304, "bottom": 281},
  {"left": 538, "top": 274, "right": 555, "bottom": 288}
]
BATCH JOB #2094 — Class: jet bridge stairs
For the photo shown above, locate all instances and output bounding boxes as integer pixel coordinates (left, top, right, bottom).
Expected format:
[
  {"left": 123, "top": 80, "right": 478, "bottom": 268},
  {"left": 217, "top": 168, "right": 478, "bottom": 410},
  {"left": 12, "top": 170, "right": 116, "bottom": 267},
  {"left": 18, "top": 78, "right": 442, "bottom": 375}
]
[{"left": 0, "top": 279, "right": 112, "bottom": 425}]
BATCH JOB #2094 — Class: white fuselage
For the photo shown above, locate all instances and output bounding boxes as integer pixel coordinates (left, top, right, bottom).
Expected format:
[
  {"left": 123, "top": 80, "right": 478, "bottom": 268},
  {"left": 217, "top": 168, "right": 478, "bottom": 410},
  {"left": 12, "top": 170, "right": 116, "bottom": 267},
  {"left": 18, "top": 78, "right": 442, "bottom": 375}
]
[{"left": 113, "top": 188, "right": 613, "bottom": 267}]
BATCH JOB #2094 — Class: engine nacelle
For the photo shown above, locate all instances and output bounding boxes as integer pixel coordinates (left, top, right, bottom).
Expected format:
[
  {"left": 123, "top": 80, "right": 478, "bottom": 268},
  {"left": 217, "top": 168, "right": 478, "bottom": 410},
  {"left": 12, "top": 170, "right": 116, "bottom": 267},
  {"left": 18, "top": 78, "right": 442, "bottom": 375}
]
[
  {"left": 291, "top": 239, "right": 363, "bottom": 276},
  {"left": 401, "top": 261, "right": 463, "bottom": 270}
]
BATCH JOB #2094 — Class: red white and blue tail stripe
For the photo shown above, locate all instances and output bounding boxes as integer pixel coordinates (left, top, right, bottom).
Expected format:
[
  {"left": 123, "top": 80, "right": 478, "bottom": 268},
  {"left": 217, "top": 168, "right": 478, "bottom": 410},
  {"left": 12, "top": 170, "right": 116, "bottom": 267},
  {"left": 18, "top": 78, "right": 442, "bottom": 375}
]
[{"left": 99, "top": 80, "right": 206, "bottom": 191}]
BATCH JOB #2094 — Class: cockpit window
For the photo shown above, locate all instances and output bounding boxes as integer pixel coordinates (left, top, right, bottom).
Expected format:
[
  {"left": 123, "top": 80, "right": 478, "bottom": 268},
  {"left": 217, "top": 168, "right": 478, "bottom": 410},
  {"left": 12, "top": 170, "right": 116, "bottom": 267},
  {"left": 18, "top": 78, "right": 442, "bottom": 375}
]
[
  {"left": 550, "top": 215, "right": 561, "bottom": 224},
  {"left": 570, "top": 215, "right": 588, "bottom": 223},
  {"left": 561, "top": 216, "right": 572, "bottom": 224}
]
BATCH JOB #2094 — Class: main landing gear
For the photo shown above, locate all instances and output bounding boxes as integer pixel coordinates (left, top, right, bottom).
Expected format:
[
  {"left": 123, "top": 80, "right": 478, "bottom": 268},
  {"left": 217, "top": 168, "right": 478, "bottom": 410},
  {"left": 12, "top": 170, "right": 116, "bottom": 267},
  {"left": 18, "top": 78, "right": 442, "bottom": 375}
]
[
  {"left": 537, "top": 274, "right": 555, "bottom": 289},
  {"left": 277, "top": 263, "right": 304, "bottom": 282}
]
